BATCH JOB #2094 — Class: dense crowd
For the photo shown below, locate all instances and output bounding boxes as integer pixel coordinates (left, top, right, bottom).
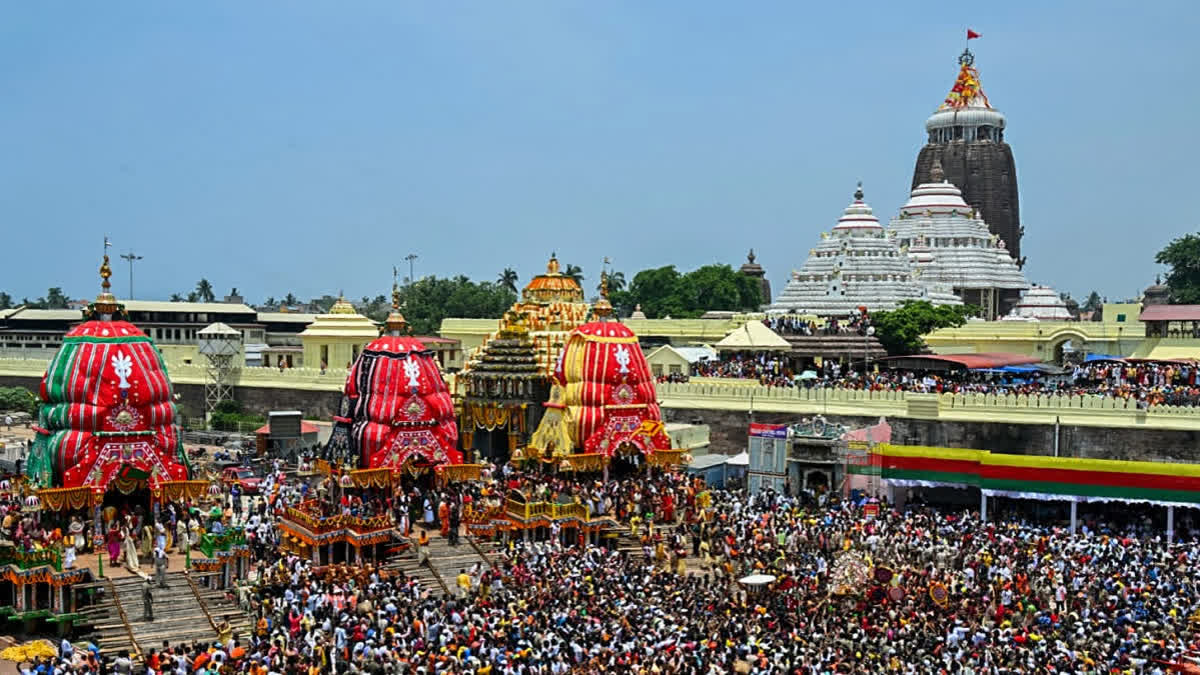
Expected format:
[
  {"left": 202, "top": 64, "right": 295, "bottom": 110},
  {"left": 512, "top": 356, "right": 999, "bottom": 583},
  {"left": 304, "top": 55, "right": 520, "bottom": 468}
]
[
  {"left": 19, "top": 456, "right": 1200, "bottom": 673},
  {"left": 672, "top": 345, "right": 1200, "bottom": 408}
]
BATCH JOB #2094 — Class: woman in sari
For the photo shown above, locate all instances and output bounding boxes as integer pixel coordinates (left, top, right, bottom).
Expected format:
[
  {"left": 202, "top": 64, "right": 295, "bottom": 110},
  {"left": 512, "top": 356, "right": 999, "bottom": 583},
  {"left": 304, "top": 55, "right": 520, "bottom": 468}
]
[
  {"left": 121, "top": 525, "right": 140, "bottom": 571},
  {"left": 105, "top": 524, "right": 122, "bottom": 566}
]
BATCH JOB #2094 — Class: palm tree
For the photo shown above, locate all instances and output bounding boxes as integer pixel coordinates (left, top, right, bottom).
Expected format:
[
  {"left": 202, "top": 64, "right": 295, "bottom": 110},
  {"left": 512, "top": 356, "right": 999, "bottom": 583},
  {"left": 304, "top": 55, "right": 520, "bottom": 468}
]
[
  {"left": 597, "top": 271, "right": 625, "bottom": 294},
  {"left": 187, "top": 292, "right": 199, "bottom": 302},
  {"left": 195, "top": 278, "right": 215, "bottom": 303},
  {"left": 169, "top": 293, "right": 184, "bottom": 302},
  {"left": 284, "top": 293, "right": 298, "bottom": 306},
  {"left": 564, "top": 264, "right": 584, "bottom": 285},
  {"left": 265, "top": 296, "right": 277, "bottom": 308},
  {"left": 497, "top": 268, "right": 519, "bottom": 294}
]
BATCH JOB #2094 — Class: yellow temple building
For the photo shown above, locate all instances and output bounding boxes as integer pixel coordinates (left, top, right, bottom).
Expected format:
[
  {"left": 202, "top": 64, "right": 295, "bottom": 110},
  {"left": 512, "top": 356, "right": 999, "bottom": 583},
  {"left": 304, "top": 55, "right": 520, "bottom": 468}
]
[
  {"left": 924, "top": 302, "right": 1144, "bottom": 362},
  {"left": 299, "top": 297, "right": 380, "bottom": 370}
]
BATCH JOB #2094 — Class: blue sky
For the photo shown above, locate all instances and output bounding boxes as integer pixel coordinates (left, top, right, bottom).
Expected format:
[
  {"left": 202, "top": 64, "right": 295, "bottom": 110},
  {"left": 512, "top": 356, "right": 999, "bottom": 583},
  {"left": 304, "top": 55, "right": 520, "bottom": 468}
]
[{"left": 2, "top": 1, "right": 1197, "bottom": 305}]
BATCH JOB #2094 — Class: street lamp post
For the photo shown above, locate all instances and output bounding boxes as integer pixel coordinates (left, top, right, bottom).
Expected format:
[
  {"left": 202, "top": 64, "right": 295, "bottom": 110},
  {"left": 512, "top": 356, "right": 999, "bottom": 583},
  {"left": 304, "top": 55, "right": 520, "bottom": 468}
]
[{"left": 120, "top": 251, "right": 144, "bottom": 299}]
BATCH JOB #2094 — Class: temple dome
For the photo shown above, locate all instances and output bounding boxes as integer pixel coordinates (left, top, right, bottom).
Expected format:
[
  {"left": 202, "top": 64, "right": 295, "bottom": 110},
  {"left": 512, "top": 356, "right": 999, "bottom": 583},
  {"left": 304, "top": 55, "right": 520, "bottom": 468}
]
[
  {"left": 886, "top": 161, "right": 1028, "bottom": 318},
  {"left": 1002, "top": 285, "right": 1072, "bottom": 321},
  {"left": 522, "top": 253, "right": 584, "bottom": 304},
  {"left": 767, "top": 184, "right": 962, "bottom": 316}
]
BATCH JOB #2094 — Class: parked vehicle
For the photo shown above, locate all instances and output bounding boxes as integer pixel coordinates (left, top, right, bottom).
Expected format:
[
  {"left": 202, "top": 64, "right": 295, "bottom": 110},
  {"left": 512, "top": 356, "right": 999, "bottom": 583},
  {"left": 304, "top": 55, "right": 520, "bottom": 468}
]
[{"left": 220, "top": 466, "right": 262, "bottom": 494}]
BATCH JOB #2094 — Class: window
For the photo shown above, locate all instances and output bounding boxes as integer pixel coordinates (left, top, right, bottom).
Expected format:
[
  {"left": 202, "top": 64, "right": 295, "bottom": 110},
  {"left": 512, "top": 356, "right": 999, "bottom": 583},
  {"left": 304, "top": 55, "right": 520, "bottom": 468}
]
[
  {"left": 669, "top": 365, "right": 682, "bottom": 375},
  {"left": 652, "top": 364, "right": 663, "bottom": 376},
  {"left": 1117, "top": 314, "right": 1126, "bottom": 323}
]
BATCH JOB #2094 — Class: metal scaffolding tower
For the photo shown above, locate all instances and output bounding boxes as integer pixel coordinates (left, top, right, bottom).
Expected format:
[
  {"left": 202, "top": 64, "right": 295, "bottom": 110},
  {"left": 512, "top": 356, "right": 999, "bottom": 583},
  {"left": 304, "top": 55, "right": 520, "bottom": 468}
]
[{"left": 197, "top": 323, "right": 242, "bottom": 420}]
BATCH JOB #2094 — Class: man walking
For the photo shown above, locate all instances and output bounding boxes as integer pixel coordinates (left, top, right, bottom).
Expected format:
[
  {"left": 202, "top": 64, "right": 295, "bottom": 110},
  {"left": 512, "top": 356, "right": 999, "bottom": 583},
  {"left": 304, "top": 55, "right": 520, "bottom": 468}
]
[
  {"left": 154, "top": 545, "right": 169, "bottom": 588},
  {"left": 142, "top": 580, "right": 154, "bottom": 621}
]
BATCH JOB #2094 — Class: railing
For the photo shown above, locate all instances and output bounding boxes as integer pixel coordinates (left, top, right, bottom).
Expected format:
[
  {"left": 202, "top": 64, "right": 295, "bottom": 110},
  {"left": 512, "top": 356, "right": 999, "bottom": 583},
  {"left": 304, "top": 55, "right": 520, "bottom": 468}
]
[
  {"left": 655, "top": 380, "right": 1200, "bottom": 426},
  {"left": 282, "top": 506, "right": 391, "bottom": 534},
  {"left": 504, "top": 498, "right": 587, "bottom": 521},
  {"left": 0, "top": 548, "right": 62, "bottom": 572}
]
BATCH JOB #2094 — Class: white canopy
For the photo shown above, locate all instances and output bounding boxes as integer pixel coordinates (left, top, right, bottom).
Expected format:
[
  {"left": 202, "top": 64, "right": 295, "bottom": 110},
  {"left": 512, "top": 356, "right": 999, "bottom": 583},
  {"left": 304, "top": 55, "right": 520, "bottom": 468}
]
[
  {"left": 739, "top": 574, "right": 777, "bottom": 586},
  {"left": 715, "top": 321, "right": 790, "bottom": 352}
]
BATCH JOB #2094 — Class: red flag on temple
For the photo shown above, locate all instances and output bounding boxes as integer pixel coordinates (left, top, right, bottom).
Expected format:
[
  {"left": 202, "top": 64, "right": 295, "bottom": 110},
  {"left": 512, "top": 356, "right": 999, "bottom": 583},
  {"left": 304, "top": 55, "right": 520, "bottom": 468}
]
[{"left": 967, "top": 29, "right": 982, "bottom": 39}]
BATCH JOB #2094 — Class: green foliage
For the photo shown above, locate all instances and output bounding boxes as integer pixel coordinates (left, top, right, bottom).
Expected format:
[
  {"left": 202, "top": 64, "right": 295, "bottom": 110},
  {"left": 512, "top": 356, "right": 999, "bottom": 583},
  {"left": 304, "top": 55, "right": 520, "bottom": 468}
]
[
  {"left": 20, "top": 288, "right": 70, "bottom": 309},
  {"left": 498, "top": 268, "right": 519, "bottom": 294},
  {"left": 195, "top": 278, "right": 215, "bottom": 303},
  {"left": 0, "top": 292, "right": 12, "bottom": 310},
  {"left": 1082, "top": 291, "right": 1102, "bottom": 314},
  {"left": 0, "top": 387, "right": 38, "bottom": 415},
  {"left": 1155, "top": 233, "right": 1200, "bottom": 304},
  {"left": 209, "top": 399, "right": 265, "bottom": 432},
  {"left": 563, "top": 264, "right": 584, "bottom": 285},
  {"left": 400, "top": 275, "right": 516, "bottom": 336},
  {"left": 871, "top": 301, "right": 980, "bottom": 356},
  {"left": 169, "top": 293, "right": 184, "bottom": 302},
  {"left": 623, "top": 264, "right": 762, "bottom": 318}
]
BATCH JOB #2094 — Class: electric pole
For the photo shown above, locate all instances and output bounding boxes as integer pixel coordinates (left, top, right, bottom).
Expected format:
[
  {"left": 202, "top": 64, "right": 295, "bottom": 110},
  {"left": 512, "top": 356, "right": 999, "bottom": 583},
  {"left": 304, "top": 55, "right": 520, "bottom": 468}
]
[{"left": 120, "top": 251, "right": 144, "bottom": 299}]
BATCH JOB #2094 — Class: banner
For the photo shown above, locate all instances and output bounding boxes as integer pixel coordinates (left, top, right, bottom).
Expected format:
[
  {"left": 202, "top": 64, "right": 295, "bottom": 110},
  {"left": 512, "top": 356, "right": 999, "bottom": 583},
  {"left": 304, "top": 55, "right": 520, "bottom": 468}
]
[{"left": 748, "top": 423, "right": 788, "bottom": 439}]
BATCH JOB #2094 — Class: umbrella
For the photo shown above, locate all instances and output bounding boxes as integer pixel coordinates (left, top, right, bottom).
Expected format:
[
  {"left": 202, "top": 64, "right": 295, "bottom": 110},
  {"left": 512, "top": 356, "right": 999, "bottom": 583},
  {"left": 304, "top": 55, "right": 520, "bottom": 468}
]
[{"left": 738, "top": 574, "right": 776, "bottom": 587}]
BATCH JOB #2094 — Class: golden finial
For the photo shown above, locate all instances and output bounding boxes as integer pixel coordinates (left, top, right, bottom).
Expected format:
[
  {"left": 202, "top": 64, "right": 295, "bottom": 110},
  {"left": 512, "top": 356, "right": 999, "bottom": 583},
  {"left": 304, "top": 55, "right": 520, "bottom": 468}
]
[
  {"left": 592, "top": 266, "right": 613, "bottom": 320},
  {"left": 90, "top": 236, "right": 120, "bottom": 318},
  {"left": 384, "top": 268, "right": 408, "bottom": 335}
]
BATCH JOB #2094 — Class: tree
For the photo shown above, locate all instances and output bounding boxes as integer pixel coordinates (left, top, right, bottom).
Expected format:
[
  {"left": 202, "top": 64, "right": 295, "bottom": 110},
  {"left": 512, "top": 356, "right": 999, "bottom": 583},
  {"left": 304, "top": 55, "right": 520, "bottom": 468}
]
[
  {"left": 169, "top": 293, "right": 184, "bottom": 302},
  {"left": 44, "top": 287, "right": 69, "bottom": 309},
  {"left": 597, "top": 271, "right": 626, "bottom": 294},
  {"left": 396, "top": 275, "right": 516, "bottom": 335},
  {"left": 195, "top": 279, "right": 215, "bottom": 303},
  {"left": 1155, "top": 233, "right": 1200, "bottom": 303},
  {"left": 622, "top": 263, "right": 761, "bottom": 318},
  {"left": 1081, "top": 291, "right": 1102, "bottom": 314},
  {"left": 284, "top": 293, "right": 298, "bottom": 306},
  {"left": 0, "top": 386, "right": 38, "bottom": 415},
  {"left": 871, "top": 301, "right": 980, "bottom": 356},
  {"left": 187, "top": 292, "right": 199, "bottom": 302},
  {"left": 563, "top": 264, "right": 584, "bottom": 286},
  {"left": 264, "top": 296, "right": 277, "bottom": 309},
  {"left": 0, "top": 292, "right": 11, "bottom": 310},
  {"left": 498, "top": 268, "right": 519, "bottom": 294}
]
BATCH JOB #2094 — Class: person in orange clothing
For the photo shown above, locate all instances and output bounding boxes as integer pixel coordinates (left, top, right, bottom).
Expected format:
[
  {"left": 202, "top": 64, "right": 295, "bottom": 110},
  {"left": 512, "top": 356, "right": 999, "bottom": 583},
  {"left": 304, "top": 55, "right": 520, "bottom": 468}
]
[{"left": 439, "top": 497, "right": 451, "bottom": 537}]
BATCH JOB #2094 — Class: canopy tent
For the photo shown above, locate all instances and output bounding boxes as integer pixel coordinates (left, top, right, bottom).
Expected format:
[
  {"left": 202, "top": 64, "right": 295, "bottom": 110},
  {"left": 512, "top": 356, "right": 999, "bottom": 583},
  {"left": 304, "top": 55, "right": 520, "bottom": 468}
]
[
  {"left": 877, "top": 352, "right": 1040, "bottom": 372},
  {"left": 715, "top": 321, "right": 791, "bottom": 352},
  {"left": 1084, "top": 353, "right": 1125, "bottom": 363}
]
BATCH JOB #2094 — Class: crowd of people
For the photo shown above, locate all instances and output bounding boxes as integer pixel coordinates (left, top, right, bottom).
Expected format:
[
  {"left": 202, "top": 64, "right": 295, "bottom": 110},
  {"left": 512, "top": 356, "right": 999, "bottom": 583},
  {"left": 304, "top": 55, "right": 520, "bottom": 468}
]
[
  {"left": 13, "top": 454, "right": 1200, "bottom": 674},
  {"left": 664, "top": 317, "right": 1200, "bottom": 408},
  {"left": 687, "top": 352, "right": 794, "bottom": 388}
]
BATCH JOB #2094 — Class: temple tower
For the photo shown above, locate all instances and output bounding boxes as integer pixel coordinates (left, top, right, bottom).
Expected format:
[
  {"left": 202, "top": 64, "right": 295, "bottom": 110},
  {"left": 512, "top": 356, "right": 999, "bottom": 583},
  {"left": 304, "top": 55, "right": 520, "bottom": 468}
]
[{"left": 912, "top": 47, "right": 1023, "bottom": 269}]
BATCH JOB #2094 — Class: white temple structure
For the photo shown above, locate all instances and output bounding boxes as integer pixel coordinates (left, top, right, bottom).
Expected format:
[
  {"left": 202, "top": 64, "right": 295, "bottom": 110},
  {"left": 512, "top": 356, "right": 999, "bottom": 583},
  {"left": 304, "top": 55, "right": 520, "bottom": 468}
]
[
  {"left": 886, "top": 160, "right": 1029, "bottom": 319},
  {"left": 1002, "top": 285, "right": 1072, "bottom": 321},
  {"left": 768, "top": 184, "right": 962, "bottom": 317}
]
